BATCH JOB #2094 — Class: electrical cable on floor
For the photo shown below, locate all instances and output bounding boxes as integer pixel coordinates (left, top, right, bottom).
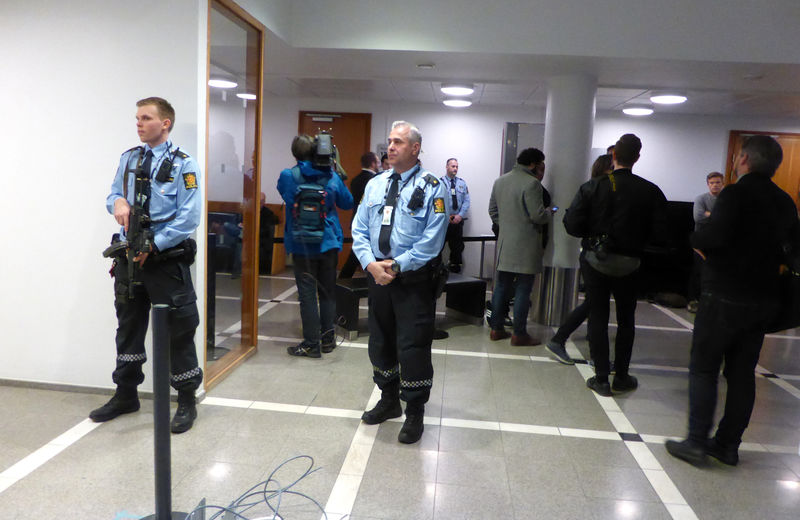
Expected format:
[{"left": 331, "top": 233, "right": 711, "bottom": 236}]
[{"left": 181, "top": 455, "right": 349, "bottom": 520}]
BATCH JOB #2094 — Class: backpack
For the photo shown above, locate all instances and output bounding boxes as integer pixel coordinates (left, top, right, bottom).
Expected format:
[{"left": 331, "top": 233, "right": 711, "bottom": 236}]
[{"left": 291, "top": 166, "right": 330, "bottom": 245}]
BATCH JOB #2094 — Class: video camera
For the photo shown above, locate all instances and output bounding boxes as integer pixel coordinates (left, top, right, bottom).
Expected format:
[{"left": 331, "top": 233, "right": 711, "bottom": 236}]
[{"left": 312, "top": 131, "right": 335, "bottom": 171}]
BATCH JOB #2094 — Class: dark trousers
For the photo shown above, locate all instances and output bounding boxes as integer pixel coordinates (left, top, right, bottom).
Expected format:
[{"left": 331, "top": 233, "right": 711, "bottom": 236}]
[
  {"left": 367, "top": 271, "right": 435, "bottom": 410},
  {"left": 112, "top": 257, "right": 202, "bottom": 395},
  {"left": 338, "top": 249, "right": 360, "bottom": 279},
  {"left": 580, "top": 256, "right": 638, "bottom": 381},
  {"left": 444, "top": 220, "right": 464, "bottom": 267},
  {"left": 551, "top": 300, "right": 590, "bottom": 345},
  {"left": 687, "top": 251, "right": 704, "bottom": 301},
  {"left": 292, "top": 250, "right": 338, "bottom": 345},
  {"left": 490, "top": 270, "right": 535, "bottom": 336},
  {"left": 687, "top": 293, "right": 774, "bottom": 448}
]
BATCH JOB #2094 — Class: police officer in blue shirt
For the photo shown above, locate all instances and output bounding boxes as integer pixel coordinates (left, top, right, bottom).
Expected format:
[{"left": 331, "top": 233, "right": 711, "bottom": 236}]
[
  {"left": 441, "top": 157, "right": 471, "bottom": 272},
  {"left": 352, "top": 121, "right": 448, "bottom": 444},
  {"left": 90, "top": 97, "right": 202, "bottom": 434}
]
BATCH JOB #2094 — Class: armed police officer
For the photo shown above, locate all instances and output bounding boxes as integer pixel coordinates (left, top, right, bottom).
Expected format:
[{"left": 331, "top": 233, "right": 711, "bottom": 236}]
[
  {"left": 90, "top": 97, "right": 203, "bottom": 434},
  {"left": 352, "top": 121, "right": 448, "bottom": 444}
]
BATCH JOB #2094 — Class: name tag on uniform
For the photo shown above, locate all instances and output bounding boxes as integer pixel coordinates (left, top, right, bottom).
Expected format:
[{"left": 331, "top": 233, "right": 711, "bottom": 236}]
[
  {"left": 451, "top": 188, "right": 456, "bottom": 196},
  {"left": 382, "top": 206, "right": 393, "bottom": 225}
]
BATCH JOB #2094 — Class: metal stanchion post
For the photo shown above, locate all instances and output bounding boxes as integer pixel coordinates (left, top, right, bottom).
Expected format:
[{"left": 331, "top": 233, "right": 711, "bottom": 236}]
[{"left": 142, "top": 304, "right": 189, "bottom": 520}]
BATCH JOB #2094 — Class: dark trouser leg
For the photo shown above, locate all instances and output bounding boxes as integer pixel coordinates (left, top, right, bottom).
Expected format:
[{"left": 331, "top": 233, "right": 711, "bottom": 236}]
[
  {"left": 293, "top": 254, "right": 322, "bottom": 345},
  {"left": 338, "top": 250, "right": 359, "bottom": 279},
  {"left": 511, "top": 273, "right": 535, "bottom": 336},
  {"left": 367, "top": 274, "right": 400, "bottom": 393},
  {"left": 446, "top": 221, "right": 464, "bottom": 267},
  {"left": 393, "top": 278, "right": 435, "bottom": 410},
  {"left": 317, "top": 250, "right": 338, "bottom": 339},
  {"left": 611, "top": 271, "right": 638, "bottom": 377},
  {"left": 581, "top": 257, "right": 612, "bottom": 381},
  {"left": 551, "top": 300, "right": 590, "bottom": 345},
  {"left": 111, "top": 260, "right": 149, "bottom": 389},
  {"left": 687, "top": 252, "right": 703, "bottom": 301},
  {"left": 490, "top": 271, "right": 512, "bottom": 330}
]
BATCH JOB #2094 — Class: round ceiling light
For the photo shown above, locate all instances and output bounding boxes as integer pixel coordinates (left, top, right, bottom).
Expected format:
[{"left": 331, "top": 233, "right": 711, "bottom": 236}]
[
  {"left": 649, "top": 92, "right": 687, "bottom": 104},
  {"left": 443, "top": 98, "right": 472, "bottom": 108},
  {"left": 208, "top": 78, "right": 238, "bottom": 89},
  {"left": 622, "top": 104, "right": 654, "bottom": 116},
  {"left": 441, "top": 83, "right": 474, "bottom": 96},
  {"left": 236, "top": 93, "right": 257, "bottom": 100}
]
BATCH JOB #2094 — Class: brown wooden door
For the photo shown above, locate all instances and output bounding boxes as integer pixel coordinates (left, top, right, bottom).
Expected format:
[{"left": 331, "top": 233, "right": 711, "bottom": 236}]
[
  {"left": 298, "top": 111, "right": 372, "bottom": 268},
  {"left": 726, "top": 130, "right": 800, "bottom": 211}
]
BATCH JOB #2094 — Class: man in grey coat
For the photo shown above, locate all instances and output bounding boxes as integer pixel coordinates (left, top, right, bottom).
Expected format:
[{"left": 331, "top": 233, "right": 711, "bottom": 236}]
[{"left": 488, "top": 148, "right": 554, "bottom": 346}]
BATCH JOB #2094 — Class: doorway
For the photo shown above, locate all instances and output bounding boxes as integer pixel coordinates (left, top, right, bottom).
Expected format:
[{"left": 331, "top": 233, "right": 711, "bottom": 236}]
[{"left": 205, "top": 0, "right": 264, "bottom": 388}]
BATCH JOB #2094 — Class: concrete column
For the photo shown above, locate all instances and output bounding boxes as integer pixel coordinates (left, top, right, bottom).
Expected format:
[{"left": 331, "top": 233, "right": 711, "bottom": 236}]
[{"left": 532, "top": 74, "right": 596, "bottom": 326}]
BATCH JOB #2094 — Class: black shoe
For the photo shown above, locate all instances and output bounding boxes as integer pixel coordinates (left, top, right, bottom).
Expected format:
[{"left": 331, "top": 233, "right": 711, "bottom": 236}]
[
  {"left": 398, "top": 414, "right": 424, "bottom": 444},
  {"left": 665, "top": 439, "right": 707, "bottom": 466},
  {"left": 362, "top": 399, "right": 402, "bottom": 425},
  {"left": 321, "top": 331, "right": 336, "bottom": 353},
  {"left": 612, "top": 374, "right": 638, "bottom": 393},
  {"left": 170, "top": 402, "right": 197, "bottom": 434},
  {"left": 586, "top": 376, "right": 612, "bottom": 397},
  {"left": 706, "top": 438, "right": 739, "bottom": 466},
  {"left": 287, "top": 343, "right": 321, "bottom": 358},
  {"left": 89, "top": 393, "right": 140, "bottom": 422},
  {"left": 433, "top": 329, "right": 449, "bottom": 340},
  {"left": 448, "top": 263, "right": 461, "bottom": 273}
]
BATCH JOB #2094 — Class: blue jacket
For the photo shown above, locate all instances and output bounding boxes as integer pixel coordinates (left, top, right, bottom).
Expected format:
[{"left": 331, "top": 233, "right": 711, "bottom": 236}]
[{"left": 277, "top": 161, "right": 354, "bottom": 255}]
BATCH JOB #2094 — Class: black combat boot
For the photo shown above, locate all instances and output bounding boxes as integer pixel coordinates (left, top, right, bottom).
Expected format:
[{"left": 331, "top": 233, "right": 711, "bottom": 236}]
[
  {"left": 171, "top": 391, "right": 197, "bottom": 434},
  {"left": 362, "top": 382, "right": 402, "bottom": 425},
  {"left": 398, "top": 403, "right": 425, "bottom": 444},
  {"left": 89, "top": 387, "right": 140, "bottom": 422}
]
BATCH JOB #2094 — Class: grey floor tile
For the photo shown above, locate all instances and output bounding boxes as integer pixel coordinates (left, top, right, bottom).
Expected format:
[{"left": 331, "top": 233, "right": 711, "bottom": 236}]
[
  {"left": 576, "top": 465, "right": 660, "bottom": 502},
  {"left": 436, "top": 451, "right": 508, "bottom": 490},
  {"left": 433, "top": 482, "right": 514, "bottom": 519},
  {"left": 351, "top": 474, "right": 435, "bottom": 520},
  {"left": 437, "top": 425, "right": 504, "bottom": 456},
  {"left": 509, "top": 484, "right": 595, "bottom": 520}
]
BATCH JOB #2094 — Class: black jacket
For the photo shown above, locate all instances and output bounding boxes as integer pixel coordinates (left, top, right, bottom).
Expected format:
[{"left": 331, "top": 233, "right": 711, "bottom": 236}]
[
  {"left": 692, "top": 171, "right": 799, "bottom": 301},
  {"left": 349, "top": 169, "right": 376, "bottom": 211},
  {"left": 563, "top": 168, "right": 667, "bottom": 257}
]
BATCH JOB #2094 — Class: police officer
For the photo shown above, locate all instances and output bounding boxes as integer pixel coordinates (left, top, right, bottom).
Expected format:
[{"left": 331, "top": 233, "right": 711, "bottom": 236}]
[
  {"left": 352, "top": 120, "right": 448, "bottom": 444},
  {"left": 90, "top": 97, "right": 203, "bottom": 434},
  {"left": 441, "top": 158, "right": 470, "bottom": 273}
]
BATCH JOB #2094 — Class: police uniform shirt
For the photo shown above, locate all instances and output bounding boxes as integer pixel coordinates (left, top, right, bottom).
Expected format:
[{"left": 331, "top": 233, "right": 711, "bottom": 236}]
[
  {"left": 352, "top": 164, "right": 448, "bottom": 272},
  {"left": 106, "top": 140, "right": 201, "bottom": 251},
  {"left": 440, "top": 175, "right": 471, "bottom": 218}
]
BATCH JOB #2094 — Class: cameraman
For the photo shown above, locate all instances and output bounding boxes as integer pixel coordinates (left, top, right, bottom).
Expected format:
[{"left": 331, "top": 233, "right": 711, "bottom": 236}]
[
  {"left": 91, "top": 97, "right": 202, "bottom": 434},
  {"left": 278, "top": 135, "right": 353, "bottom": 357}
]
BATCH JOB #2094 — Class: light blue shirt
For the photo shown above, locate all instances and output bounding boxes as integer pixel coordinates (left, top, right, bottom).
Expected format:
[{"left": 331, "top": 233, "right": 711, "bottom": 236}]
[
  {"left": 440, "top": 175, "right": 471, "bottom": 218},
  {"left": 352, "top": 164, "right": 448, "bottom": 272},
  {"left": 106, "top": 140, "right": 201, "bottom": 251}
]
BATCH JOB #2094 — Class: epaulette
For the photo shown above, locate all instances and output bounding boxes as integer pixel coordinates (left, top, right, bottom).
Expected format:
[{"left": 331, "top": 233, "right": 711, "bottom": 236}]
[
  {"left": 123, "top": 145, "right": 143, "bottom": 156},
  {"left": 174, "top": 149, "right": 189, "bottom": 159},
  {"left": 423, "top": 173, "right": 439, "bottom": 186}
]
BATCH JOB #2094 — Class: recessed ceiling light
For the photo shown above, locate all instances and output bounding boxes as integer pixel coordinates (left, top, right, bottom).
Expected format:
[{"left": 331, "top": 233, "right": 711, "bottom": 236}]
[
  {"left": 650, "top": 92, "right": 687, "bottom": 104},
  {"left": 443, "top": 98, "right": 472, "bottom": 108},
  {"left": 208, "top": 78, "right": 238, "bottom": 89},
  {"left": 416, "top": 63, "right": 436, "bottom": 70},
  {"left": 236, "top": 93, "right": 257, "bottom": 100},
  {"left": 622, "top": 104, "right": 654, "bottom": 116},
  {"left": 441, "top": 83, "right": 474, "bottom": 96}
]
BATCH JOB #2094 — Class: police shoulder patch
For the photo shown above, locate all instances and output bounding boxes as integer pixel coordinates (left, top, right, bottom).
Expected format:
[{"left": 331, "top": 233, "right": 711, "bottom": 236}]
[
  {"left": 183, "top": 172, "right": 198, "bottom": 189},
  {"left": 434, "top": 197, "right": 446, "bottom": 213},
  {"left": 174, "top": 150, "right": 189, "bottom": 159}
]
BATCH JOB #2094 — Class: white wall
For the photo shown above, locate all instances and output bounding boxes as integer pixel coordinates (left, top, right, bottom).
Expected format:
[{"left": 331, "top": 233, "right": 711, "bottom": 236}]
[
  {"left": 0, "top": 0, "right": 207, "bottom": 390},
  {"left": 208, "top": 95, "right": 247, "bottom": 202}
]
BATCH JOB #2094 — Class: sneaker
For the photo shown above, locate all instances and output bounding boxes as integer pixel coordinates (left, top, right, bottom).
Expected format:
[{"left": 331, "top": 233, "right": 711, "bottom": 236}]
[
  {"left": 432, "top": 329, "right": 449, "bottom": 340},
  {"left": 665, "top": 439, "right": 707, "bottom": 466},
  {"left": 687, "top": 300, "right": 699, "bottom": 313},
  {"left": 586, "top": 376, "right": 612, "bottom": 397},
  {"left": 170, "top": 402, "right": 197, "bottom": 434},
  {"left": 398, "top": 414, "right": 424, "bottom": 444},
  {"left": 706, "top": 438, "right": 739, "bottom": 466},
  {"left": 321, "top": 331, "right": 336, "bottom": 353},
  {"left": 510, "top": 333, "right": 542, "bottom": 346},
  {"left": 89, "top": 393, "right": 140, "bottom": 422},
  {"left": 361, "top": 399, "right": 402, "bottom": 425},
  {"left": 485, "top": 300, "right": 493, "bottom": 326},
  {"left": 287, "top": 343, "right": 321, "bottom": 358},
  {"left": 545, "top": 341, "right": 574, "bottom": 365},
  {"left": 588, "top": 359, "right": 616, "bottom": 374},
  {"left": 489, "top": 329, "right": 511, "bottom": 341},
  {"left": 611, "top": 374, "right": 638, "bottom": 393},
  {"left": 504, "top": 316, "right": 513, "bottom": 328}
]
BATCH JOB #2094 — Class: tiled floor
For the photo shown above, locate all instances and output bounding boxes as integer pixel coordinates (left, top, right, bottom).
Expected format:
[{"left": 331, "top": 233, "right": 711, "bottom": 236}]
[{"left": 1, "top": 271, "right": 799, "bottom": 519}]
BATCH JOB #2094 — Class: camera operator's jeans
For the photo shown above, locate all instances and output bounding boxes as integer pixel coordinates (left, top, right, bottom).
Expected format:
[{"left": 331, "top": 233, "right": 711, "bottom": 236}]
[
  {"left": 292, "top": 250, "right": 338, "bottom": 346},
  {"left": 490, "top": 270, "right": 534, "bottom": 335}
]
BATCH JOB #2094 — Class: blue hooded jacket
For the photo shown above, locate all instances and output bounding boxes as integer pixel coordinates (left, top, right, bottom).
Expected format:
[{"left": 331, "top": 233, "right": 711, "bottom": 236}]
[{"left": 277, "top": 161, "right": 354, "bottom": 255}]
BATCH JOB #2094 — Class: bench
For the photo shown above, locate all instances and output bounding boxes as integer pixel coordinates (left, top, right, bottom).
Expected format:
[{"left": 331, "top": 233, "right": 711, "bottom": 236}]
[{"left": 335, "top": 273, "right": 487, "bottom": 339}]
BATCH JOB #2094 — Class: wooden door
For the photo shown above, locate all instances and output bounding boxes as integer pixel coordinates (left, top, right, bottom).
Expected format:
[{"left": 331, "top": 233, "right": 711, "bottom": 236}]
[
  {"left": 298, "top": 111, "right": 372, "bottom": 268},
  {"left": 726, "top": 130, "right": 800, "bottom": 210}
]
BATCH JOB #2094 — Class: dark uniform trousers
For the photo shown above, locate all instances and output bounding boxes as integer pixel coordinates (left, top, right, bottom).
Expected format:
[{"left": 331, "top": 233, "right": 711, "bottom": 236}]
[
  {"left": 688, "top": 294, "right": 776, "bottom": 449},
  {"left": 367, "top": 269, "right": 435, "bottom": 410},
  {"left": 580, "top": 255, "right": 638, "bottom": 380},
  {"left": 112, "top": 254, "right": 203, "bottom": 395},
  {"left": 444, "top": 220, "right": 464, "bottom": 267}
]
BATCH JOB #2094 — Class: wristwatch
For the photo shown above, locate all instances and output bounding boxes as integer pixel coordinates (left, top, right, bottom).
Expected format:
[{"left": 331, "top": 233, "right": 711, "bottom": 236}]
[{"left": 391, "top": 260, "right": 401, "bottom": 274}]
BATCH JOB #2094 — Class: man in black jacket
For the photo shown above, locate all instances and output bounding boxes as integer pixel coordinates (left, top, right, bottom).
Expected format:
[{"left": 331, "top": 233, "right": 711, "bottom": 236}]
[
  {"left": 564, "top": 134, "right": 667, "bottom": 396},
  {"left": 666, "top": 135, "right": 799, "bottom": 467},
  {"left": 339, "top": 152, "right": 379, "bottom": 278}
]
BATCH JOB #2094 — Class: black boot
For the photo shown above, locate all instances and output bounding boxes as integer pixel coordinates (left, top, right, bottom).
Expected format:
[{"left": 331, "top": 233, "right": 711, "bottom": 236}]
[
  {"left": 398, "top": 404, "right": 425, "bottom": 444},
  {"left": 89, "top": 387, "right": 140, "bottom": 422},
  {"left": 362, "top": 383, "right": 401, "bottom": 425},
  {"left": 171, "top": 392, "right": 197, "bottom": 434}
]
